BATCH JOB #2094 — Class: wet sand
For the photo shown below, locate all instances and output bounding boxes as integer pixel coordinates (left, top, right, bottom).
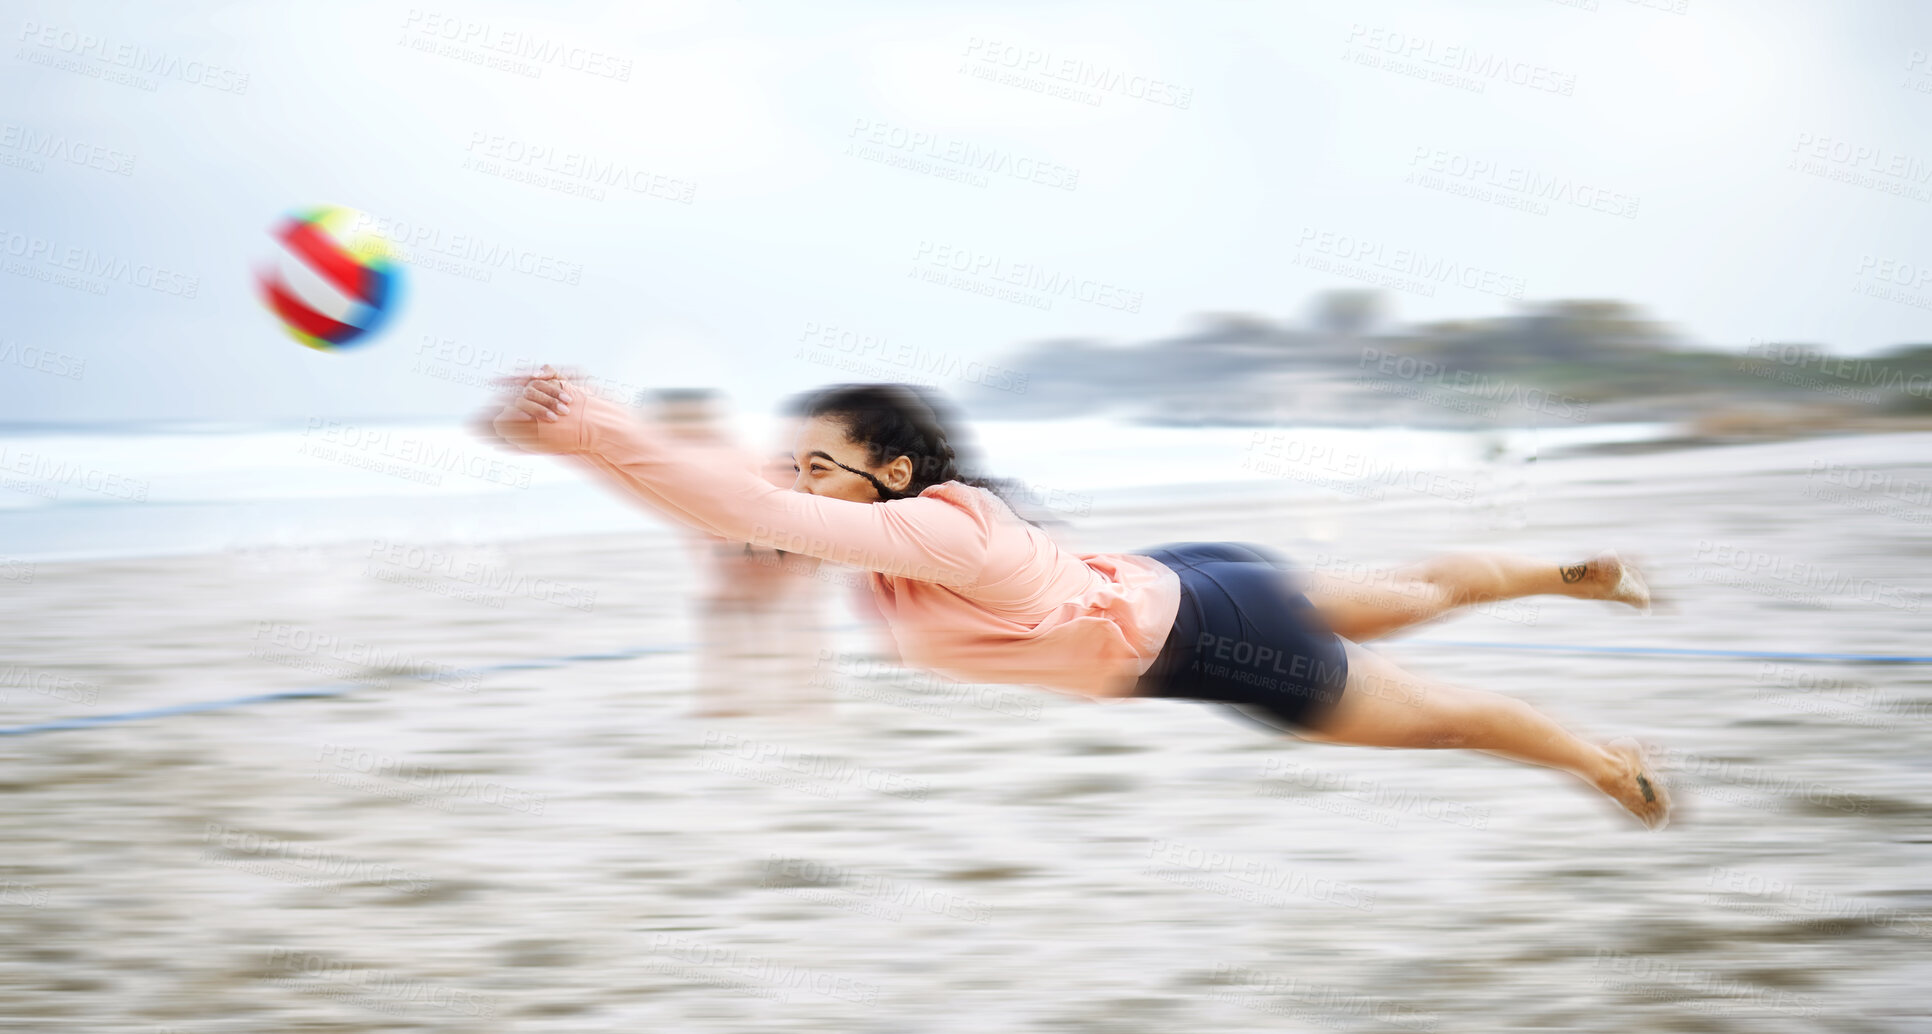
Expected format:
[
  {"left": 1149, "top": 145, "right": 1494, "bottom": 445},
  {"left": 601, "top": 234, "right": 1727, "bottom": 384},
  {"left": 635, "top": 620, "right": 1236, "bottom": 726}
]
[{"left": 2, "top": 432, "right": 1929, "bottom": 1032}]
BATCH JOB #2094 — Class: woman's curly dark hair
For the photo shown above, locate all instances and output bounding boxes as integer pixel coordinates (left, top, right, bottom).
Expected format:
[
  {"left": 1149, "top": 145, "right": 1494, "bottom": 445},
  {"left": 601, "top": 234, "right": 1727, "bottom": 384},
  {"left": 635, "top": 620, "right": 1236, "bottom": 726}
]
[{"left": 801, "top": 383, "right": 1051, "bottom": 528}]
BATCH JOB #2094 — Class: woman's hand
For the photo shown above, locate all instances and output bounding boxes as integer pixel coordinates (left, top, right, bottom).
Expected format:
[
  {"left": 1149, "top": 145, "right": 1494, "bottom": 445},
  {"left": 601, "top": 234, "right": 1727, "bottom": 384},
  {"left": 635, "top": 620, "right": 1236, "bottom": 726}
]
[
  {"left": 472, "top": 364, "right": 581, "bottom": 452},
  {"left": 501, "top": 363, "right": 574, "bottom": 422}
]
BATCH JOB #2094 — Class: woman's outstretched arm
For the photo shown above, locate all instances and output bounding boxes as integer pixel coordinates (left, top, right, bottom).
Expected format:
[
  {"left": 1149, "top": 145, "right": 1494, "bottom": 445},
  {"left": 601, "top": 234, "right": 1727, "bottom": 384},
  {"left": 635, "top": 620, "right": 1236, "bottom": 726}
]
[{"left": 479, "top": 368, "right": 992, "bottom": 589}]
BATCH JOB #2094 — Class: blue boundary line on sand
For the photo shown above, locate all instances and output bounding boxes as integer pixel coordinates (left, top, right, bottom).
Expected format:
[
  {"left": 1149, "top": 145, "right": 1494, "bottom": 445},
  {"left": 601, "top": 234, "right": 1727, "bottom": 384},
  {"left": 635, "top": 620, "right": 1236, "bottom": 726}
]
[
  {"left": 1397, "top": 639, "right": 1932, "bottom": 664},
  {"left": 2, "top": 640, "right": 1925, "bottom": 738}
]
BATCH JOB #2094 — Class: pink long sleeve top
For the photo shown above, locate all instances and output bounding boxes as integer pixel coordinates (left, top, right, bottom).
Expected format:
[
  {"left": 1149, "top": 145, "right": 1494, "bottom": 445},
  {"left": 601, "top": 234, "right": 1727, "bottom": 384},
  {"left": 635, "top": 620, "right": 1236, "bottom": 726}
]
[{"left": 513, "top": 388, "right": 1182, "bottom": 698}]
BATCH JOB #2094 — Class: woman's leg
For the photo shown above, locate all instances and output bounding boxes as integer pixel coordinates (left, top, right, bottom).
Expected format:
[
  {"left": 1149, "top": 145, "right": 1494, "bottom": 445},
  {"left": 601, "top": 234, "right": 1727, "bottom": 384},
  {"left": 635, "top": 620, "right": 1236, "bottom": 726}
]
[
  {"left": 1295, "top": 639, "right": 1670, "bottom": 828},
  {"left": 1300, "top": 550, "right": 1648, "bottom": 642}
]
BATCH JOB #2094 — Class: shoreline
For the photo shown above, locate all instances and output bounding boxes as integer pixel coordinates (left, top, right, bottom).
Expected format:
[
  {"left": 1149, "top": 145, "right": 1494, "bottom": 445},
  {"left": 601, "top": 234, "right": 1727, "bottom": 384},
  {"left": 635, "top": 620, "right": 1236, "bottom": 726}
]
[{"left": 6, "top": 422, "right": 1930, "bottom": 569}]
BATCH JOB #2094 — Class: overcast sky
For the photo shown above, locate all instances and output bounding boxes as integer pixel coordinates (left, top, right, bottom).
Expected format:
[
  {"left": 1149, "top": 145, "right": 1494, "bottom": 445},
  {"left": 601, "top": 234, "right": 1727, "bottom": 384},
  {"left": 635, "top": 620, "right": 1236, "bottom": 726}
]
[{"left": 4, "top": 0, "right": 1929, "bottom": 424}]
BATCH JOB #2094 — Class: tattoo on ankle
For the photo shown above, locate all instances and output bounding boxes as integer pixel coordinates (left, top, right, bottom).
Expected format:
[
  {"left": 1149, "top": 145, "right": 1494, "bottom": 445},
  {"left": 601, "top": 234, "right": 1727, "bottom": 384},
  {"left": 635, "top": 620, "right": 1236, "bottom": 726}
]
[{"left": 1560, "top": 563, "right": 1588, "bottom": 584}]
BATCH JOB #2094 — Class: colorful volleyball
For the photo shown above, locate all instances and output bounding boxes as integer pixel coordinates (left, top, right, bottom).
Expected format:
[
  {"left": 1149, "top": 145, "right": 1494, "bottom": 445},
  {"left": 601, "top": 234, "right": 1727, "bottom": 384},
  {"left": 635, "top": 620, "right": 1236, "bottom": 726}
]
[{"left": 257, "top": 205, "right": 402, "bottom": 351}]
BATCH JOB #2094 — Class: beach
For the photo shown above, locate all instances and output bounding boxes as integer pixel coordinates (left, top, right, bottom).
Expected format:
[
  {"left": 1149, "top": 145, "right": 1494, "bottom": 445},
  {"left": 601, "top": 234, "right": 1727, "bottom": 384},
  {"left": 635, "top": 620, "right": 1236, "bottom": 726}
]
[{"left": 2, "top": 429, "right": 1928, "bottom": 1032}]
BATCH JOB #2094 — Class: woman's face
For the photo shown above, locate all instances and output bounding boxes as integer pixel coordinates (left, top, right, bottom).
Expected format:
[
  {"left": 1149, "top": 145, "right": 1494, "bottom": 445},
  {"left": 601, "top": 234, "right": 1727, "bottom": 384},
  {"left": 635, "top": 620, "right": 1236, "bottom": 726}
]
[{"left": 790, "top": 415, "right": 913, "bottom": 503}]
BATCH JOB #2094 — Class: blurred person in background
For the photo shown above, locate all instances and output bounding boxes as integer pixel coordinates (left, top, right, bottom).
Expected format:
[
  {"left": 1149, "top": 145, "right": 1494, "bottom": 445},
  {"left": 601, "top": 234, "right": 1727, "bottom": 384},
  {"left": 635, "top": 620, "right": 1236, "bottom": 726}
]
[
  {"left": 491, "top": 366, "right": 1669, "bottom": 830},
  {"left": 640, "top": 388, "right": 828, "bottom": 719}
]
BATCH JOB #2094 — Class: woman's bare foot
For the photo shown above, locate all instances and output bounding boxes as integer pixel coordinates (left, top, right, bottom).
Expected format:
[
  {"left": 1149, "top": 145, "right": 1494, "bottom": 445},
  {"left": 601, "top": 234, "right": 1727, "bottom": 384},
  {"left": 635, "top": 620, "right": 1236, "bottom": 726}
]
[
  {"left": 1594, "top": 737, "right": 1671, "bottom": 830},
  {"left": 1569, "top": 550, "right": 1653, "bottom": 615}
]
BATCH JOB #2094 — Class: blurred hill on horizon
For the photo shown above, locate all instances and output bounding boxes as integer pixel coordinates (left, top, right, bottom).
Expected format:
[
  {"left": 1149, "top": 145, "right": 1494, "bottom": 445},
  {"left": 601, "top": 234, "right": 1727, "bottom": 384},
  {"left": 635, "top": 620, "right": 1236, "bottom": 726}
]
[{"left": 962, "top": 290, "right": 1932, "bottom": 437}]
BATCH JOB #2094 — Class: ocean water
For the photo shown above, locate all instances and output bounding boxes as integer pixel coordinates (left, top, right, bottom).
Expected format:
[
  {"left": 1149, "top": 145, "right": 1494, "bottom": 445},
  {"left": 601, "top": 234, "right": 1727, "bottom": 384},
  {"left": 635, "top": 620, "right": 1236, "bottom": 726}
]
[{"left": 0, "top": 416, "right": 1677, "bottom": 562}]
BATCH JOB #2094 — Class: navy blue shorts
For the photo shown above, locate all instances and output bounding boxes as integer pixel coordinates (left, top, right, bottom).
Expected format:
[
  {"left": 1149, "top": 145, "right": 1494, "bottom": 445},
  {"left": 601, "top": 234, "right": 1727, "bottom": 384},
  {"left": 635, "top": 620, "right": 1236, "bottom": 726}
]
[{"left": 1131, "top": 542, "right": 1350, "bottom": 734}]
